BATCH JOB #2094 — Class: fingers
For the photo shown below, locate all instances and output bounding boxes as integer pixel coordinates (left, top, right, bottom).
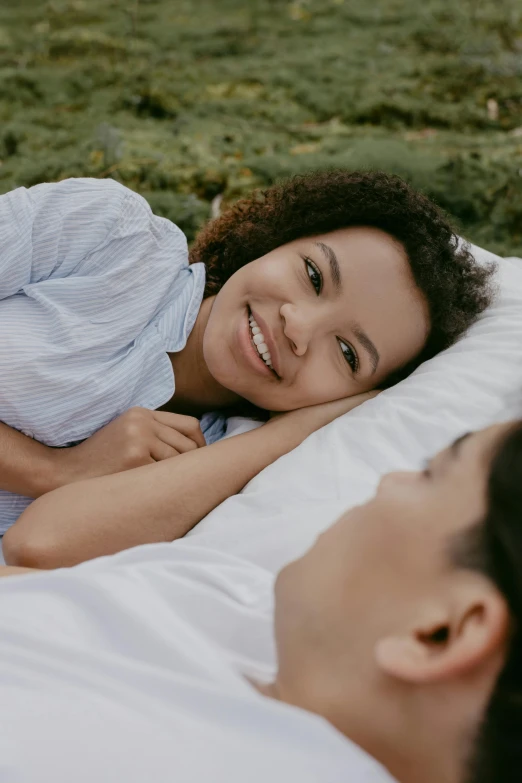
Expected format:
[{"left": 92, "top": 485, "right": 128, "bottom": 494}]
[
  {"left": 150, "top": 441, "right": 180, "bottom": 462},
  {"left": 153, "top": 411, "right": 206, "bottom": 448},
  {"left": 154, "top": 423, "right": 201, "bottom": 454}
]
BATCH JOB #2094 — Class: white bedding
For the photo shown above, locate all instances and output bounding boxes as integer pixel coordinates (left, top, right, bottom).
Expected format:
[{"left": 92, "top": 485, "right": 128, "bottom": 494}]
[
  {"left": 0, "top": 542, "right": 393, "bottom": 783},
  {"left": 186, "top": 246, "right": 522, "bottom": 573}
]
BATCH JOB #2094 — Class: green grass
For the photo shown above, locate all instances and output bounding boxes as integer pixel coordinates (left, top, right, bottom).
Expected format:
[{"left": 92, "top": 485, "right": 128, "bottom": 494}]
[{"left": 1, "top": 0, "right": 522, "bottom": 255}]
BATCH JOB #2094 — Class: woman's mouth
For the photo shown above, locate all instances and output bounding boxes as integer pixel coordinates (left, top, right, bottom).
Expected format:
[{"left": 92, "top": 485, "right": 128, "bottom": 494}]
[
  {"left": 238, "top": 307, "right": 280, "bottom": 379},
  {"left": 248, "top": 313, "right": 273, "bottom": 369}
]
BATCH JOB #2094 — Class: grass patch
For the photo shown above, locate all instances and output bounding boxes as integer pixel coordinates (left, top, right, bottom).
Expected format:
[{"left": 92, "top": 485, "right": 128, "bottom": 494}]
[{"left": 0, "top": 0, "right": 521, "bottom": 254}]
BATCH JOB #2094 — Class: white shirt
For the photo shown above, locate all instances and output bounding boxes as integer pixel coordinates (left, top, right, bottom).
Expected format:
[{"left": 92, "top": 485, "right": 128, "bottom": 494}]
[
  {"left": 0, "top": 178, "right": 223, "bottom": 532},
  {"left": 0, "top": 542, "right": 396, "bottom": 783}
]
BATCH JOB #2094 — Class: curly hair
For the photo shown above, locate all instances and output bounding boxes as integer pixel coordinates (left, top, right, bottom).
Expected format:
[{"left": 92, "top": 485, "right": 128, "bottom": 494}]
[{"left": 190, "top": 170, "right": 495, "bottom": 384}]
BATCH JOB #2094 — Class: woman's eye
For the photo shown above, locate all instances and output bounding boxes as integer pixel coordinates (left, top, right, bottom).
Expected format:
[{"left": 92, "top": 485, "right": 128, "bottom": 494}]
[
  {"left": 305, "top": 258, "right": 322, "bottom": 295},
  {"left": 338, "top": 339, "right": 358, "bottom": 372}
]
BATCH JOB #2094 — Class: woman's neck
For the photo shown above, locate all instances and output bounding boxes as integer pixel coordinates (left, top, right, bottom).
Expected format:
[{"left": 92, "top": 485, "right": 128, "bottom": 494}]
[{"left": 167, "top": 297, "right": 241, "bottom": 416}]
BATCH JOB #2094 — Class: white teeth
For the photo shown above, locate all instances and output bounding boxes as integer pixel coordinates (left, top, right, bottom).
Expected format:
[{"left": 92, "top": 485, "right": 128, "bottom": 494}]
[{"left": 248, "top": 312, "right": 274, "bottom": 370}]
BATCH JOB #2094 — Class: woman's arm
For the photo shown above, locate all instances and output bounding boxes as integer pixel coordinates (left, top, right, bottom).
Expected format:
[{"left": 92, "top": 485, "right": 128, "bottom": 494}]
[
  {"left": 0, "top": 421, "right": 65, "bottom": 498},
  {"left": 0, "top": 178, "right": 207, "bottom": 500},
  {"left": 0, "top": 407, "right": 203, "bottom": 502},
  {"left": 3, "top": 394, "right": 375, "bottom": 569},
  {"left": 0, "top": 409, "right": 205, "bottom": 499}
]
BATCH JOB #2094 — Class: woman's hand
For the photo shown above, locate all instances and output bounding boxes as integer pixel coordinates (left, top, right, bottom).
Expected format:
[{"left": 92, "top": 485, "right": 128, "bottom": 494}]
[{"left": 54, "top": 408, "right": 206, "bottom": 487}]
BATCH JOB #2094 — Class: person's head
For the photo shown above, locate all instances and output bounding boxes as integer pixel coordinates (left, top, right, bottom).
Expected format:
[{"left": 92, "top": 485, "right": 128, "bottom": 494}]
[
  {"left": 190, "top": 170, "right": 494, "bottom": 412},
  {"left": 273, "top": 420, "right": 522, "bottom": 783}
]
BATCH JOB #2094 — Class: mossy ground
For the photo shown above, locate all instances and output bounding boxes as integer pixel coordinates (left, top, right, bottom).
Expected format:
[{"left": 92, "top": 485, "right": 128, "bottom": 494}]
[{"left": 1, "top": 0, "right": 521, "bottom": 255}]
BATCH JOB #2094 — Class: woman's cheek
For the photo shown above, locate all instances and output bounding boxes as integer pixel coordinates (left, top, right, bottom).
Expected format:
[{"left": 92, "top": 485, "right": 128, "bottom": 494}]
[
  {"left": 291, "top": 369, "right": 343, "bottom": 408},
  {"left": 253, "top": 257, "right": 292, "bottom": 291}
]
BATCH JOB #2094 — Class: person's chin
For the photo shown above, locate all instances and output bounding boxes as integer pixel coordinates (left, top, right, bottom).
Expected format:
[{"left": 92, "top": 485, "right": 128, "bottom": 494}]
[
  {"left": 205, "top": 341, "right": 273, "bottom": 408},
  {"left": 213, "top": 375, "right": 270, "bottom": 411},
  {"left": 204, "top": 356, "right": 253, "bottom": 404}
]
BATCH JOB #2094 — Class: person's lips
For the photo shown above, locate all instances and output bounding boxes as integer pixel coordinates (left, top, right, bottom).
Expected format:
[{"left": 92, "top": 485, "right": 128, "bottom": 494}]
[
  {"left": 250, "top": 307, "right": 282, "bottom": 378},
  {"left": 237, "top": 307, "right": 274, "bottom": 378}
]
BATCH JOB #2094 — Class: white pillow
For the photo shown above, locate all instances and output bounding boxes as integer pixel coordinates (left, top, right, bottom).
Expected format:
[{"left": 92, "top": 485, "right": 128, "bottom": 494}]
[{"left": 187, "top": 246, "right": 522, "bottom": 573}]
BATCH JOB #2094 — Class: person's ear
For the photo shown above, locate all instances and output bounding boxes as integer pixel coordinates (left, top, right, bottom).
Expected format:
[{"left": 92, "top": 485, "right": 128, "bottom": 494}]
[{"left": 373, "top": 580, "right": 509, "bottom": 684}]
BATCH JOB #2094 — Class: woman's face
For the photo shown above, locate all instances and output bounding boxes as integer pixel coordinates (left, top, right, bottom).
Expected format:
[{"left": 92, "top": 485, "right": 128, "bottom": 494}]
[{"left": 202, "top": 226, "right": 429, "bottom": 411}]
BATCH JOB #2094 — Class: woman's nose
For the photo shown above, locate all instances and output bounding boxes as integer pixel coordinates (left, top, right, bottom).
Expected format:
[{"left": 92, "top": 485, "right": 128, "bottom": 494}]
[{"left": 280, "top": 303, "right": 314, "bottom": 357}]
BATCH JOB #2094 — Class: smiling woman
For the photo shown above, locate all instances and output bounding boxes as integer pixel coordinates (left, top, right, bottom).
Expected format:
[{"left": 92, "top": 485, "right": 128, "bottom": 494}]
[
  {"left": 182, "top": 169, "right": 493, "bottom": 412},
  {"left": 194, "top": 225, "right": 427, "bottom": 411},
  {"left": 0, "top": 170, "right": 494, "bottom": 565}
]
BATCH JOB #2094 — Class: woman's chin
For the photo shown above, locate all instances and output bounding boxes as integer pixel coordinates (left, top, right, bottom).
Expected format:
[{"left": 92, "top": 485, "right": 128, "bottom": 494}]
[{"left": 213, "top": 378, "right": 274, "bottom": 412}]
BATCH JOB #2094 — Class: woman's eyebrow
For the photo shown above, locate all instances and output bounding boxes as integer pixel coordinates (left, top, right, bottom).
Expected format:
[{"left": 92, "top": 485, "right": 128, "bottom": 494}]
[
  {"left": 353, "top": 325, "right": 380, "bottom": 374},
  {"left": 314, "top": 241, "right": 342, "bottom": 292}
]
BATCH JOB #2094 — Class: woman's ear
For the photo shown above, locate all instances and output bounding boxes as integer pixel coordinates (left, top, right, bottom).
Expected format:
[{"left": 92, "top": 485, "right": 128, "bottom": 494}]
[{"left": 374, "top": 579, "right": 509, "bottom": 685}]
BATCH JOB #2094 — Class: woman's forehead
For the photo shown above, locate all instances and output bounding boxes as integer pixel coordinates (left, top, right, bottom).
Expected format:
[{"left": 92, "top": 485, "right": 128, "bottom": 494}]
[
  {"left": 313, "top": 226, "right": 407, "bottom": 261},
  {"left": 310, "top": 228, "right": 423, "bottom": 318}
]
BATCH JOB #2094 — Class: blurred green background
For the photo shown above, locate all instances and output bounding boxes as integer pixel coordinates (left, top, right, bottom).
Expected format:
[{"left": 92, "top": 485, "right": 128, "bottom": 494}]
[{"left": 0, "top": 0, "right": 521, "bottom": 255}]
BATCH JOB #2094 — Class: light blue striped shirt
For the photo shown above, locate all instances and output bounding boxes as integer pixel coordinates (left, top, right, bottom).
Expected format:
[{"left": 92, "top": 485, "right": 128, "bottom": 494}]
[{"left": 0, "top": 178, "right": 226, "bottom": 533}]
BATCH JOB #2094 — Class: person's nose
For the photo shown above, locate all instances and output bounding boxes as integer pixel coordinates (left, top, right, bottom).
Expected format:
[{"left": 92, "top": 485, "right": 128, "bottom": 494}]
[{"left": 279, "top": 303, "right": 317, "bottom": 357}]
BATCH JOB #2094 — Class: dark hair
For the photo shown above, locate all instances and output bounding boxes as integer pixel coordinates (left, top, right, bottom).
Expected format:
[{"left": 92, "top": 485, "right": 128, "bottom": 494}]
[
  {"left": 190, "top": 170, "right": 495, "bottom": 385},
  {"left": 455, "top": 422, "right": 522, "bottom": 783}
]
